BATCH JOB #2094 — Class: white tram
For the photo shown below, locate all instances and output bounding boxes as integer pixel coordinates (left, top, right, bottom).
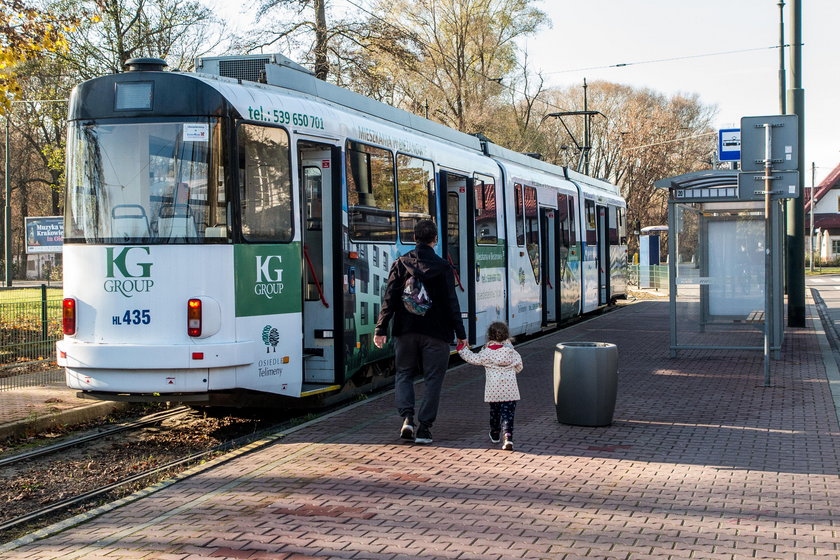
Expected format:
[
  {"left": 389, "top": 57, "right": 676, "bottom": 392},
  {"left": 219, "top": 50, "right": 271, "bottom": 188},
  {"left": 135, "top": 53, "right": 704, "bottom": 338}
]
[{"left": 57, "top": 54, "right": 627, "bottom": 405}]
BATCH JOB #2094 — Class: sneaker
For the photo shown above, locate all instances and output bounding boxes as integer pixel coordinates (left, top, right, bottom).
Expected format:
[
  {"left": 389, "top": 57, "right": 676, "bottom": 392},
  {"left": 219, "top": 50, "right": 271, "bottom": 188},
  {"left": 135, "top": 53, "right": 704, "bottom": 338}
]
[
  {"left": 400, "top": 417, "right": 415, "bottom": 440},
  {"left": 414, "top": 425, "right": 433, "bottom": 444},
  {"left": 502, "top": 433, "right": 513, "bottom": 451},
  {"left": 489, "top": 431, "right": 501, "bottom": 443}
]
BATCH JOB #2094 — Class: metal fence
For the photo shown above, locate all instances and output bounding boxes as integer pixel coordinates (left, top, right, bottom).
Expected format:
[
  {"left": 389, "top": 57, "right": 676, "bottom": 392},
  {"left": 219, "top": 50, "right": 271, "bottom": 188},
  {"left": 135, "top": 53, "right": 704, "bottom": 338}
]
[
  {"left": 0, "top": 284, "right": 64, "bottom": 391},
  {"left": 628, "top": 264, "right": 670, "bottom": 292}
]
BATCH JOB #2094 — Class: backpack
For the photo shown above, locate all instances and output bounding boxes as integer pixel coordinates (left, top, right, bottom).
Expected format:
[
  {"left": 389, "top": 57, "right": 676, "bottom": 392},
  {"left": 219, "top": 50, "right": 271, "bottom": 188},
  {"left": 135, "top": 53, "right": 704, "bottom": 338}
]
[{"left": 402, "top": 273, "right": 432, "bottom": 316}]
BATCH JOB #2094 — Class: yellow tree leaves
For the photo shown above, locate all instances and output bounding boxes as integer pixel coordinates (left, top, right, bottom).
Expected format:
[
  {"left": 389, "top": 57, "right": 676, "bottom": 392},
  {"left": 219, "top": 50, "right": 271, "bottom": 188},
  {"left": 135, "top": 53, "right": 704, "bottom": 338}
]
[{"left": 0, "top": 0, "right": 81, "bottom": 109}]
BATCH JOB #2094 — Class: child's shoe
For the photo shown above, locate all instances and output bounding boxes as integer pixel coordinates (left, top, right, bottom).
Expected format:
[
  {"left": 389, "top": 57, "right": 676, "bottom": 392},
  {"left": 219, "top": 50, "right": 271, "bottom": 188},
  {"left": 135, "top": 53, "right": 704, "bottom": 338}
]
[
  {"left": 502, "top": 433, "right": 513, "bottom": 451},
  {"left": 489, "top": 431, "right": 501, "bottom": 443}
]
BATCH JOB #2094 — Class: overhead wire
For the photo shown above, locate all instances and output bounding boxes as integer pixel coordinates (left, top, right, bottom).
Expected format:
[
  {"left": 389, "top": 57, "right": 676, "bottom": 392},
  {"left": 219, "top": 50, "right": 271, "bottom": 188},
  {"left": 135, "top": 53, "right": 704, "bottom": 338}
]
[
  {"left": 545, "top": 44, "right": 795, "bottom": 75},
  {"left": 336, "top": 0, "right": 770, "bottom": 152}
]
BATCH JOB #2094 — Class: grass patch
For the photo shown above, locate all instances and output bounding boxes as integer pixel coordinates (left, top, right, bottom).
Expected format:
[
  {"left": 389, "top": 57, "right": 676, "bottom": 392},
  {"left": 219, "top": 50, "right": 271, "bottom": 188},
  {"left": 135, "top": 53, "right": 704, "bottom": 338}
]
[
  {"left": 0, "top": 287, "right": 63, "bottom": 365},
  {"left": 806, "top": 267, "right": 840, "bottom": 276}
]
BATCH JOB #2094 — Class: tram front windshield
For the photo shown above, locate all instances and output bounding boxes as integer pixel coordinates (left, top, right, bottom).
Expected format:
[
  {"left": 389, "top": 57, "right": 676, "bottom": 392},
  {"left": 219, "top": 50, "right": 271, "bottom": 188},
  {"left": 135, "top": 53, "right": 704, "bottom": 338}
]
[{"left": 65, "top": 119, "right": 226, "bottom": 244}]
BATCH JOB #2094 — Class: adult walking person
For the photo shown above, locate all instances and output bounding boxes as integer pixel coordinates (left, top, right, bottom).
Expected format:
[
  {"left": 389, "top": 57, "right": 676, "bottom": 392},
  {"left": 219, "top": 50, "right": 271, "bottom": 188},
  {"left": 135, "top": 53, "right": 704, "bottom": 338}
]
[{"left": 374, "top": 219, "right": 467, "bottom": 444}]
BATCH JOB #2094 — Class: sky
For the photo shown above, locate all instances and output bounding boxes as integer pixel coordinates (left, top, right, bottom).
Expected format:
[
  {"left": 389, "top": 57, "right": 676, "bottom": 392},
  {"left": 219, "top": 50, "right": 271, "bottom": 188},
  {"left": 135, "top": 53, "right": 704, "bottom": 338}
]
[{"left": 208, "top": 0, "right": 839, "bottom": 185}]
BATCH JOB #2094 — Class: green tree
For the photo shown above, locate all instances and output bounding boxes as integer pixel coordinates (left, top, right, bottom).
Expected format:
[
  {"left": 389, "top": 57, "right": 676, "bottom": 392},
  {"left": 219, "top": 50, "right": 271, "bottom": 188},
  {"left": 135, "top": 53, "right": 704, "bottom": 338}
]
[{"left": 0, "top": 0, "right": 78, "bottom": 109}]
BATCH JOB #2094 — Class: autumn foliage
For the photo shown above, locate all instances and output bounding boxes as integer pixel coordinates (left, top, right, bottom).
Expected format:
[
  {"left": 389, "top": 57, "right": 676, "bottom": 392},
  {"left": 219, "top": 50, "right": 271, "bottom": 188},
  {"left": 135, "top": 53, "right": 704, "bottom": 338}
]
[{"left": 0, "top": 0, "right": 79, "bottom": 108}]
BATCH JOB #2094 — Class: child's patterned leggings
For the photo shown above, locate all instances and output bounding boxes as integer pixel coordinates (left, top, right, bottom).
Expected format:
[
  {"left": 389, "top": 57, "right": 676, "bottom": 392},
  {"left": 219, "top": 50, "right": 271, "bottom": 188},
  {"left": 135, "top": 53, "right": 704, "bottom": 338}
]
[{"left": 489, "top": 401, "right": 517, "bottom": 436}]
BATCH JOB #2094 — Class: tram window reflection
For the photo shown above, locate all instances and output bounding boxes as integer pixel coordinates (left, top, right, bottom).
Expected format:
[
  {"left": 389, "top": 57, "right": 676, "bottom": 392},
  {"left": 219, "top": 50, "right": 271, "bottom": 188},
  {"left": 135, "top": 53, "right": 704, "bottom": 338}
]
[
  {"left": 346, "top": 141, "right": 396, "bottom": 243},
  {"left": 238, "top": 124, "right": 293, "bottom": 242}
]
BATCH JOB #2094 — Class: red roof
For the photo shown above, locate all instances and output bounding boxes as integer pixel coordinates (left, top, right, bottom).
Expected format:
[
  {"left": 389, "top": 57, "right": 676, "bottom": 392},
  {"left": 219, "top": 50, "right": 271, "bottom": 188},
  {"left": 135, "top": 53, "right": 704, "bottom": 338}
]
[
  {"left": 805, "top": 163, "right": 840, "bottom": 212},
  {"left": 813, "top": 213, "right": 840, "bottom": 229}
]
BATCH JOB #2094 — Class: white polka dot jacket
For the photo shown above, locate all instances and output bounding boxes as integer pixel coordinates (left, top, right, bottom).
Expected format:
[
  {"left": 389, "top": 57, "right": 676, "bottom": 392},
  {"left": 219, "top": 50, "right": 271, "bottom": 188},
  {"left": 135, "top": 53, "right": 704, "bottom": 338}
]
[{"left": 458, "top": 342, "right": 523, "bottom": 402}]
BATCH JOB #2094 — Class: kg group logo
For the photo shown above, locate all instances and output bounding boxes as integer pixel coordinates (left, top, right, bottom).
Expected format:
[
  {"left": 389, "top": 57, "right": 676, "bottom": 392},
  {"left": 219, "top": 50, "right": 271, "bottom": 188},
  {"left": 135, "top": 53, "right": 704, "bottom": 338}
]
[
  {"left": 104, "top": 247, "right": 154, "bottom": 297},
  {"left": 255, "top": 255, "right": 285, "bottom": 299}
]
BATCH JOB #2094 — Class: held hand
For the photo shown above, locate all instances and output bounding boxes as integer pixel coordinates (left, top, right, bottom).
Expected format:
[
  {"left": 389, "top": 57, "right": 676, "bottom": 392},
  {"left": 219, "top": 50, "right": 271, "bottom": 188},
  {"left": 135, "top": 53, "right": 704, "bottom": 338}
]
[
  {"left": 456, "top": 338, "right": 468, "bottom": 351},
  {"left": 374, "top": 335, "right": 387, "bottom": 349}
]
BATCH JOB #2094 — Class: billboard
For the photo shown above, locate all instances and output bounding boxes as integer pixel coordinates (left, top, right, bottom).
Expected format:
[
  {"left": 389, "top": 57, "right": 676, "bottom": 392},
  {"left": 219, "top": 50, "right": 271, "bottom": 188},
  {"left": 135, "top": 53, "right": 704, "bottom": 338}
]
[{"left": 25, "top": 216, "right": 63, "bottom": 254}]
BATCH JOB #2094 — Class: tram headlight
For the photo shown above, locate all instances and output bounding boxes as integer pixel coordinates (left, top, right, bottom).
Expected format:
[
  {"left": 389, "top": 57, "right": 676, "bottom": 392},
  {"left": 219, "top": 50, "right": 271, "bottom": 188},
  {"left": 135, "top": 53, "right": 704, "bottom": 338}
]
[
  {"left": 62, "top": 298, "right": 76, "bottom": 336},
  {"left": 187, "top": 298, "right": 202, "bottom": 337}
]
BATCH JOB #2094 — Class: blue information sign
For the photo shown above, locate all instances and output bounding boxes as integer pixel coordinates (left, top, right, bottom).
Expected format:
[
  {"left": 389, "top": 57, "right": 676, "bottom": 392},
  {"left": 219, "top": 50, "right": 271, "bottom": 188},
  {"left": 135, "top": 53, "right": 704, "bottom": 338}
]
[
  {"left": 718, "top": 128, "right": 741, "bottom": 162},
  {"left": 25, "top": 216, "right": 63, "bottom": 254}
]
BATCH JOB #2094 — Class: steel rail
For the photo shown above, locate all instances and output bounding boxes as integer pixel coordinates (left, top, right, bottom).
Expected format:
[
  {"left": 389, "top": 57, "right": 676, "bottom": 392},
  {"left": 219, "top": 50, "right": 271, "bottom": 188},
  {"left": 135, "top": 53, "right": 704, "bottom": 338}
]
[
  {"left": 0, "top": 422, "right": 281, "bottom": 534},
  {"left": 0, "top": 406, "right": 190, "bottom": 468}
]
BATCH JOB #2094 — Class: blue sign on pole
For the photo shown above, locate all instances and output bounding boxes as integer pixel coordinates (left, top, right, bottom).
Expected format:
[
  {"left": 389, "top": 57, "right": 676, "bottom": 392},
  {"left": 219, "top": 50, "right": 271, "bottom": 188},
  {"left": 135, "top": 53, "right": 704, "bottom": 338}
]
[{"left": 718, "top": 128, "right": 741, "bottom": 162}]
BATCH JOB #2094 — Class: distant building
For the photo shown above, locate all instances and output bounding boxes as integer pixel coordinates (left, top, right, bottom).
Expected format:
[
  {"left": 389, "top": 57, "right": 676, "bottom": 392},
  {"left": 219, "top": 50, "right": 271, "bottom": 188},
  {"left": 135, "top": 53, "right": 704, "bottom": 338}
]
[{"left": 805, "top": 163, "right": 840, "bottom": 261}]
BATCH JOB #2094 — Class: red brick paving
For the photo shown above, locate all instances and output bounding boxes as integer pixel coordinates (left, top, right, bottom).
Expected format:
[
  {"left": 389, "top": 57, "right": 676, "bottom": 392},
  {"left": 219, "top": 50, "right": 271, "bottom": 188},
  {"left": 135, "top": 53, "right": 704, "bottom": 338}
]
[{"left": 3, "top": 300, "right": 840, "bottom": 559}]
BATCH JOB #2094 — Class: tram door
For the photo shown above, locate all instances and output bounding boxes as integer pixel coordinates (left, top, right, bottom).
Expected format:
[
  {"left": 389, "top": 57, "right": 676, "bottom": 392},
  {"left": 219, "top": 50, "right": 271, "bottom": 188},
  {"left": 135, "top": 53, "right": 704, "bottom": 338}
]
[
  {"left": 300, "top": 143, "right": 337, "bottom": 384},
  {"left": 597, "top": 204, "right": 610, "bottom": 305},
  {"left": 444, "top": 172, "right": 476, "bottom": 344},
  {"left": 540, "top": 207, "right": 557, "bottom": 326}
]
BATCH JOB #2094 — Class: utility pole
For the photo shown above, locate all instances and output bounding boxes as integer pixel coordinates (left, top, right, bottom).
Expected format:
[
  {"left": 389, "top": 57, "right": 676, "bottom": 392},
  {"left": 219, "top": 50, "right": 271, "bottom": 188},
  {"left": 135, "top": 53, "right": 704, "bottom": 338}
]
[
  {"left": 785, "top": 0, "right": 805, "bottom": 327},
  {"left": 810, "top": 162, "right": 815, "bottom": 272},
  {"left": 583, "top": 79, "right": 590, "bottom": 175},
  {"left": 542, "top": 79, "right": 603, "bottom": 176},
  {"left": 778, "top": 1, "right": 786, "bottom": 113},
  {"left": 4, "top": 116, "right": 10, "bottom": 287}
]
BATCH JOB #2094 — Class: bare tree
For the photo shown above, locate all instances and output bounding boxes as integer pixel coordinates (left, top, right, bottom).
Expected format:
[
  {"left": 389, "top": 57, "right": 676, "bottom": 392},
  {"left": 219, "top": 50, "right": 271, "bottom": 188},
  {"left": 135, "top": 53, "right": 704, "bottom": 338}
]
[
  {"left": 49, "top": 0, "right": 223, "bottom": 78},
  {"left": 364, "top": 0, "right": 548, "bottom": 133},
  {"left": 240, "top": 0, "right": 372, "bottom": 82},
  {"left": 534, "top": 82, "right": 717, "bottom": 254}
]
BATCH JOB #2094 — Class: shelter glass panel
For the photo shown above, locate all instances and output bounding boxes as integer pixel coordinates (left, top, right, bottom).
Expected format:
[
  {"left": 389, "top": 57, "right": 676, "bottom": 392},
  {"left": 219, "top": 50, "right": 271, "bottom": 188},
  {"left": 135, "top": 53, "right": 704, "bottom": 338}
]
[{"left": 672, "top": 203, "right": 765, "bottom": 351}]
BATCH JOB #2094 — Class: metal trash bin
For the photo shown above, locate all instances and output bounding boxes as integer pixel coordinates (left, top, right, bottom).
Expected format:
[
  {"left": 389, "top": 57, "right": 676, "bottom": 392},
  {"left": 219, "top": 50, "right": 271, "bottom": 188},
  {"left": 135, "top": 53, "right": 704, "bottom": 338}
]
[{"left": 553, "top": 342, "right": 618, "bottom": 426}]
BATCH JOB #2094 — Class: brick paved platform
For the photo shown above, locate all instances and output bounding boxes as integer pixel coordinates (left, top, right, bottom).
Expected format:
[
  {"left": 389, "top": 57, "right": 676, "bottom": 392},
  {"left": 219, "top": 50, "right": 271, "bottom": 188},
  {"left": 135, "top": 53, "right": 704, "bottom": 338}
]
[
  {"left": 3, "top": 300, "right": 840, "bottom": 559},
  {"left": 0, "top": 377, "right": 127, "bottom": 441}
]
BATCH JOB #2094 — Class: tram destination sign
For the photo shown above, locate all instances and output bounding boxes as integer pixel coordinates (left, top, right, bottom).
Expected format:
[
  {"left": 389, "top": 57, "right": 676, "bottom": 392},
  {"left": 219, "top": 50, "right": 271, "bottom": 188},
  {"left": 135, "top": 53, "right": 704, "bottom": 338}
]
[{"left": 739, "top": 115, "right": 799, "bottom": 172}]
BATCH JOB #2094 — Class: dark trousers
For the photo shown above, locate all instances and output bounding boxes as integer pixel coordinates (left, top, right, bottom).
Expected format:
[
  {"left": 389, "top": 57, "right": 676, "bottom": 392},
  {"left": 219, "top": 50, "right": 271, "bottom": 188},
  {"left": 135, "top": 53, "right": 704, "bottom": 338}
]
[
  {"left": 489, "top": 401, "right": 517, "bottom": 436},
  {"left": 394, "top": 332, "right": 450, "bottom": 428}
]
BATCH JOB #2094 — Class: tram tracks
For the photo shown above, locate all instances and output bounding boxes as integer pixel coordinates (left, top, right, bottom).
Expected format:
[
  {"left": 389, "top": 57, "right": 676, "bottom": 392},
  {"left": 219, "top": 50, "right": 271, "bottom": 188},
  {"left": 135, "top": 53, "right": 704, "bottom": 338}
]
[
  {"left": 0, "top": 406, "right": 190, "bottom": 469},
  {"left": 0, "top": 406, "right": 287, "bottom": 542}
]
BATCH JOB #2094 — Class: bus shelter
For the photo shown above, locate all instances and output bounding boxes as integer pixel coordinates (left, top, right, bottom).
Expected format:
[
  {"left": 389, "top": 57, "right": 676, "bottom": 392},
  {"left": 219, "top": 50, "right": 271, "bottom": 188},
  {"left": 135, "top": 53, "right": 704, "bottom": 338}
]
[{"left": 654, "top": 171, "right": 784, "bottom": 362}]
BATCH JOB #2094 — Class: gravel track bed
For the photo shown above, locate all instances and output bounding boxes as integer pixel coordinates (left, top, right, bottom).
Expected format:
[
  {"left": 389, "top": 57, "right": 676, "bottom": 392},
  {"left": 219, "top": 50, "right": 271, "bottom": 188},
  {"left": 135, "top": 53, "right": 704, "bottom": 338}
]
[{"left": 0, "top": 407, "right": 283, "bottom": 542}]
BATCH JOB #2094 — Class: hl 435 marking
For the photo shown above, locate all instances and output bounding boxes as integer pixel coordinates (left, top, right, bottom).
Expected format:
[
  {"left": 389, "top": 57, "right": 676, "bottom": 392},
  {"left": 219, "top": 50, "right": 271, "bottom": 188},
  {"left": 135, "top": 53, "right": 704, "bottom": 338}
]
[{"left": 112, "top": 309, "right": 151, "bottom": 325}]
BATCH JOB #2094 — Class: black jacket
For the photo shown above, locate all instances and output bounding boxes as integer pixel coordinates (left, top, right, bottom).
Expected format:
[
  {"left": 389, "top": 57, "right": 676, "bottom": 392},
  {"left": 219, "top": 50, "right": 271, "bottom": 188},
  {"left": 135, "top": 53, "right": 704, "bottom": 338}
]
[{"left": 375, "top": 243, "right": 467, "bottom": 343}]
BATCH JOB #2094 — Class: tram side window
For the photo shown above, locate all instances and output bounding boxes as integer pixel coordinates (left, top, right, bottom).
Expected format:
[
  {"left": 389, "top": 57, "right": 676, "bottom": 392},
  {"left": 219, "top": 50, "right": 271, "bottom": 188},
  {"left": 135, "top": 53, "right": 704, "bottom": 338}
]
[
  {"left": 609, "top": 207, "right": 619, "bottom": 245},
  {"left": 396, "top": 154, "right": 435, "bottom": 243},
  {"left": 474, "top": 174, "right": 498, "bottom": 244},
  {"left": 346, "top": 141, "right": 396, "bottom": 242},
  {"left": 568, "top": 195, "right": 577, "bottom": 244},
  {"left": 524, "top": 185, "right": 540, "bottom": 282},
  {"left": 557, "top": 194, "right": 570, "bottom": 250},
  {"left": 514, "top": 183, "right": 525, "bottom": 246},
  {"left": 585, "top": 199, "right": 596, "bottom": 244},
  {"left": 238, "top": 124, "right": 293, "bottom": 242}
]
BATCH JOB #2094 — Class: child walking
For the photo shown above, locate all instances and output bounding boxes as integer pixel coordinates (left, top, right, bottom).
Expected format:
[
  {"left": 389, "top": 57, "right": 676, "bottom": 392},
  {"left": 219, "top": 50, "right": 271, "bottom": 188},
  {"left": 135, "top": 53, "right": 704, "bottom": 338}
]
[{"left": 457, "top": 322, "right": 523, "bottom": 451}]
